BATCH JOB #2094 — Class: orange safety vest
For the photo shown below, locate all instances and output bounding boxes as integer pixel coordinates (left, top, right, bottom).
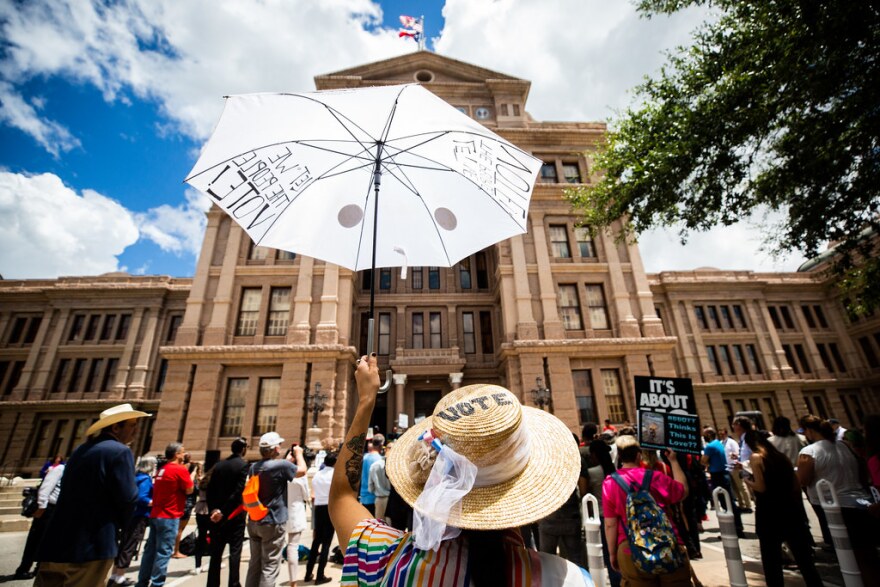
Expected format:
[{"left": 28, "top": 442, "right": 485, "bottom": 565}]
[{"left": 242, "top": 468, "right": 268, "bottom": 521}]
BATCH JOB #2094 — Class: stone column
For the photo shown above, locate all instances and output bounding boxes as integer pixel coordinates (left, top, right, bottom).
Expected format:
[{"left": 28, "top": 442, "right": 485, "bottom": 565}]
[
  {"left": 288, "top": 256, "right": 314, "bottom": 344},
  {"left": 316, "top": 263, "right": 340, "bottom": 344},
  {"left": 114, "top": 307, "right": 146, "bottom": 395},
  {"left": 18, "top": 308, "right": 63, "bottom": 400},
  {"left": 127, "top": 309, "right": 160, "bottom": 397},
  {"left": 629, "top": 244, "right": 664, "bottom": 337},
  {"left": 601, "top": 229, "right": 640, "bottom": 338},
  {"left": 203, "top": 224, "right": 244, "bottom": 346},
  {"left": 393, "top": 373, "right": 407, "bottom": 427},
  {"left": 178, "top": 209, "right": 222, "bottom": 346},
  {"left": 449, "top": 372, "right": 463, "bottom": 390},
  {"left": 530, "top": 213, "right": 564, "bottom": 339},
  {"left": 510, "top": 235, "right": 537, "bottom": 339}
]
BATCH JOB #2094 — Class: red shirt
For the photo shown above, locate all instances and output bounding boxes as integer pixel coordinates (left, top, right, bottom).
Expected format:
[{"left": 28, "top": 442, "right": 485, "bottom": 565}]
[{"left": 150, "top": 462, "right": 193, "bottom": 519}]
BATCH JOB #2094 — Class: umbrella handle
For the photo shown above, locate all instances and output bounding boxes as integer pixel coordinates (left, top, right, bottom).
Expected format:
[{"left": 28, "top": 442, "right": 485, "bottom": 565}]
[{"left": 365, "top": 318, "right": 393, "bottom": 394}]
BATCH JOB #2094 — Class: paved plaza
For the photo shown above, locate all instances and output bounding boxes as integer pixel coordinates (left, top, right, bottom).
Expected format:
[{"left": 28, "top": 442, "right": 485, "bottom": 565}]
[{"left": 0, "top": 496, "right": 848, "bottom": 587}]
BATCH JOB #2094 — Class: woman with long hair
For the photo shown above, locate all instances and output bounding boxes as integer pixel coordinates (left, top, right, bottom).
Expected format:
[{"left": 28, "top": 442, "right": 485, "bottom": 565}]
[
  {"left": 798, "top": 415, "right": 879, "bottom": 584},
  {"left": 743, "top": 430, "right": 822, "bottom": 587},
  {"left": 330, "top": 354, "right": 594, "bottom": 586}
]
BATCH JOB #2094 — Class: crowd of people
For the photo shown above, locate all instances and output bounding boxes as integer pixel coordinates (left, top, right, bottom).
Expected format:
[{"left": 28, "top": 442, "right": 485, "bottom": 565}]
[{"left": 5, "top": 372, "right": 880, "bottom": 586}]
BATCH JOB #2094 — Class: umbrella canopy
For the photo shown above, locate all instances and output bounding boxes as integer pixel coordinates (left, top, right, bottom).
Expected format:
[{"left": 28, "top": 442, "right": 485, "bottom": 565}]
[{"left": 185, "top": 84, "right": 541, "bottom": 272}]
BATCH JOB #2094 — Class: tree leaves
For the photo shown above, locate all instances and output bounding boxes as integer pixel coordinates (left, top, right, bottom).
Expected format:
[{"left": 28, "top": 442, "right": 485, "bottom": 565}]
[{"left": 567, "top": 0, "right": 880, "bottom": 312}]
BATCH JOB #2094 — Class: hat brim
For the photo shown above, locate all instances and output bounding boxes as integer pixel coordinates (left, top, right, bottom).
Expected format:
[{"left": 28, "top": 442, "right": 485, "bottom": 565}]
[
  {"left": 386, "top": 406, "right": 580, "bottom": 530},
  {"left": 86, "top": 410, "right": 151, "bottom": 436}
]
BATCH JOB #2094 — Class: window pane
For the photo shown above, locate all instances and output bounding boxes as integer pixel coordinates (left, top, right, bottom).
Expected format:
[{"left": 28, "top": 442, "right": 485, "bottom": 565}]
[
  {"left": 8, "top": 317, "right": 26, "bottom": 344},
  {"left": 540, "top": 163, "right": 558, "bottom": 183},
  {"left": 412, "top": 267, "right": 423, "bottom": 290},
  {"left": 429, "top": 267, "right": 440, "bottom": 289},
  {"left": 559, "top": 284, "right": 583, "bottom": 330},
  {"left": 746, "top": 344, "right": 763, "bottom": 374},
  {"left": 549, "top": 225, "right": 571, "bottom": 258},
  {"left": 814, "top": 306, "right": 828, "bottom": 328},
  {"left": 718, "top": 345, "right": 735, "bottom": 374},
  {"left": 116, "top": 314, "right": 132, "bottom": 341},
  {"left": 166, "top": 315, "right": 183, "bottom": 342},
  {"left": 585, "top": 285, "right": 609, "bottom": 329},
  {"left": 52, "top": 359, "right": 70, "bottom": 392},
  {"left": 266, "top": 287, "right": 291, "bottom": 336},
  {"left": 155, "top": 359, "right": 168, "bottom": 393},
  {"left": 429, "top": 312, "right": 442, "bottom": 348},
  {"left": 572, "top": 369, "right": 595, "bottom": 424},
  {"left": 707, "top": 306, "right": 722, "bottom": 329},
  {"left": 68, "top": 314, "right": 85, "bottom": 341},
  {"left": 100, "top": 315, "right": 116, "bottom": 341},
  {"left": 101, "top": 358, "right": 119, "bottom": 391},
  {"left": 277, "top": 250, "right": 296, "bottom": 260},
  {"left": 858, "top": 337, "right": 879, "bottom": 368},
  {"left": 236, "top": 288, "right": 262, "bottom": 336},
  {"left": 732, "top": 345, "right": 749, "bottom": 374},
  {"left": 562, "top": 163, "right": 581, "bottom": 184},
  {"left": 719, "top": 306, "right": 733, "bottom": 329},
  {"left": 733, "top": 305, "right": 748, "bottom": 329},
  {"left": 694, "top": 306, "right": 709, "bottom": 329},
  {"left": 780, "top": 306, "right": 795, "bottom": 329},
  {"left": 768, "top": 306, "right": 782, "bottom": 329},
  {"left": 84, "top": 359, "right": 103, "bottom": 392},
  {"left": 412, "top": 313, "right": 424, "bottom": 349},
  {"left": 706, "top": 346, "right": 721, "bottom": 375},
  {"left": 476, "top": 253, "right": 489, "bottom": 289},
  {"left": 68, "top": 359, "right": 87, "bottom": 392},
  {"left": 829, "top": 343, "right": 847, "bottom": 372},
  {"left": 816, "top": 343, "right": 833, "bottom": 371},
  {"left": 378, "top": 313, "right": 391, "bottom": 355},
  {"left": 221, "top": 378, "right": 248, "bottom": 437},
  {"left": 85, "top": 315, "right": 101, "bottom": 340},
  {"left": 783, "top": 345, "right": 799, "bottom": 374},
  {"left": 254, "top": 378, "right": 280, "bottom": 435},
  {"left": 249, "top": 243, "right": 270, "bottom": 260},
  {"left": 601, "top": 369, "right": 627, "bottom": 421},
  {"left": 380, "top": 268, "right": 392, "bottom": 290},
  {"left": 795, "top": 344, "right": 812, "bottom": 373},
  {"left": 459, "top": 259, "right": 472, "bottom": 289},
  {"left": 4, "top": 361, "right": 23, "bottom": 395},
  {"left": 801, "top": 305, "right": 816, "bottom": 328},
  {"left": 24, "top": 317, "right": 42, "bottom": 343},
  {"left": 479, "top": 311, "right": 494, "bottom": 354},
  {"left": 574, "top": 227, "right": 595, "bottom": 258},
  {"left": 462, "top": 312, "right": 475, "bottom": 354}
]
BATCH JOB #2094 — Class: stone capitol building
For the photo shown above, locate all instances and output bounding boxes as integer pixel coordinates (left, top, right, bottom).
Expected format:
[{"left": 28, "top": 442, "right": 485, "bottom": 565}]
[{"left": 2, "top": 52, "right": 879, "bottom": 474}]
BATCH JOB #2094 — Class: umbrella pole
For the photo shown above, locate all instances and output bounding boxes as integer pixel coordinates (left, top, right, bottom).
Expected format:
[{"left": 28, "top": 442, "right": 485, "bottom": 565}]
[{"left": 367, "top": 142, "right": 392, "bottom": 393}]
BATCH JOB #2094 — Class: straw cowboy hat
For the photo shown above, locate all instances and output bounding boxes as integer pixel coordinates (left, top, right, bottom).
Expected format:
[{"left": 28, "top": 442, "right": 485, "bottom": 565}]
[
  {"left": 86, "top": 403, "right": 152, "bottom": 436},
  {"left": 386, "top": 384, "right": 580, "bottom": 530}
]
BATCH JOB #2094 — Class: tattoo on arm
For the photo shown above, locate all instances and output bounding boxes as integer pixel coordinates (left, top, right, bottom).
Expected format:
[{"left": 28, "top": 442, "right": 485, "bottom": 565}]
[{"left": 345, "top": 433, "right": 366, "bottom": 493}]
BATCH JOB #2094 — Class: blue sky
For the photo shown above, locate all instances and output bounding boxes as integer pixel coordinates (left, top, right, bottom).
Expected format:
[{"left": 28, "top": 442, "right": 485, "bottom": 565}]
[{"left": 0, "top": 0, "right": 806, "bottom": 280}]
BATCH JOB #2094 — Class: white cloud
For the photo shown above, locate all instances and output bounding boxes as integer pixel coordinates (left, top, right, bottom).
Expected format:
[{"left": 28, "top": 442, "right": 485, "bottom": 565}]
[
  {"left": 637, "top": 220, "right": 809, "bottom": 274},
  {"left": 0, "top": 172, "right": 215, "bottom": 278},
  {"left": 0, "top": 81, "right": 81, "bottom": 157},
  {"left": 135, "top": 188, "right": 211, "bottom": 256},
  {"left": 436, "top": 0, "right": 708, "bottom": 122},
  {"left": 0, "top": 171, "right": 139, "bottom": 278},
  {"left": 0, "top": 0, "right": 412, "bottom": 142}
]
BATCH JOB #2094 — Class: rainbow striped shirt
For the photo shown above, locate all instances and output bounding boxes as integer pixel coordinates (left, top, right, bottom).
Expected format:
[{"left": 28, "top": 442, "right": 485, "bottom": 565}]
[{"left": 341, "top": 519, "right": 593, "bottom": 586}]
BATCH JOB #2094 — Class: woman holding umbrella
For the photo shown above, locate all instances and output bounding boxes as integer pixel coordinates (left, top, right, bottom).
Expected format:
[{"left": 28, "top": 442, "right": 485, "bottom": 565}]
[{"left": 329, "top": 354, "right": 594, "bottom": 586}]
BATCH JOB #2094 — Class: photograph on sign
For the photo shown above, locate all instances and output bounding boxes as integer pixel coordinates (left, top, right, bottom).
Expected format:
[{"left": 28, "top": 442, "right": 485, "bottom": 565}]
[{"left": 634, "top": 375, "right": 702, "bottom": 455}]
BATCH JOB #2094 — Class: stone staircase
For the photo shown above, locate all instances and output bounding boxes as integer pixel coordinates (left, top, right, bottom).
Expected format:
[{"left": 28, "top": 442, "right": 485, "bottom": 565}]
[{"left": 0, "top": 478, "right": 39, "bottom": 532}]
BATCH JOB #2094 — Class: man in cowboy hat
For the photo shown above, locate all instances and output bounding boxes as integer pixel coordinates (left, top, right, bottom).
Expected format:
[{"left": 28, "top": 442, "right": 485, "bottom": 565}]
[{"left": 35, "top": 403, "right": 151, "bottom": 587}]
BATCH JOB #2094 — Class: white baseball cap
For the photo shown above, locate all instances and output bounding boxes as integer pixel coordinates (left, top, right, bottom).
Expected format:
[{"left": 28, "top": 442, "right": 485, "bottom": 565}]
[{"left": 259, "top": 431, "right": 284, "bottom": 448}]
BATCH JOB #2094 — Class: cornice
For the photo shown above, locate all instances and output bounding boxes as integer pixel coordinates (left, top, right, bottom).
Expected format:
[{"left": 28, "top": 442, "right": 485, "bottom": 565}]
[
  {"left": 160, "top": 344, "right": 358, "bottom": 362},
  {"left": 500, "top": 337, "right": 679, "bottom": 356}
]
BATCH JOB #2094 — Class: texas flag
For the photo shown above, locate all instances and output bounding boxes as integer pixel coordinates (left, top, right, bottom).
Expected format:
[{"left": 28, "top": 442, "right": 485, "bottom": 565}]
[
  {"left": 399, "top": 15, "right": 423, "bottom": 33},
  {"left": 399, "top": 30, "right": 421, "bottom": 42}
]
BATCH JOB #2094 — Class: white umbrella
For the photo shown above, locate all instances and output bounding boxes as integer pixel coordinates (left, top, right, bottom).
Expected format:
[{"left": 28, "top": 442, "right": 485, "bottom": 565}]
[{"left": 186, "top": 84, "right": 541, "bottom": 381}]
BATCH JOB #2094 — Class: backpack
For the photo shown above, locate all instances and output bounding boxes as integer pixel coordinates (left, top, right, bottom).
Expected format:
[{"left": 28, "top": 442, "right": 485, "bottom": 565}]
[
  {"left": 21, "top": 487, "right": 39, "bottom": 518},
  {"left": 611, "top": 469, "right": 684, "bottom": 575},
  {"left": 242, "top": 466, "right": 269, "bottom": 521}
]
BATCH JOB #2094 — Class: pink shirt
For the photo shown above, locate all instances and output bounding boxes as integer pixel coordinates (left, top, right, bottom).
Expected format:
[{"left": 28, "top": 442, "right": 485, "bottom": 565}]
[{"left": 602, "top": 466, "right": 686, "bottom": 546}]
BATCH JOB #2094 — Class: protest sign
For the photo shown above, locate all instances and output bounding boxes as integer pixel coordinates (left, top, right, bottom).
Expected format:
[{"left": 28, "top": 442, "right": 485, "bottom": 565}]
[{"left": 634, "top": 376, "right": 702, "bottom": 455}]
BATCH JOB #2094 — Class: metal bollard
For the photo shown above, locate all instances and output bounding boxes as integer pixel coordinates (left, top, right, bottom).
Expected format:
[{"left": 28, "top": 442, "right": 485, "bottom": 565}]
[
  {"left": 582, "top": 493, "right": 606, "bottom": 587},
  {"left": 816, "top": 479, "right": 864, "bottom": 587},
  {"left": 712, "top": 486, "right": 747, "bottom": 587}
]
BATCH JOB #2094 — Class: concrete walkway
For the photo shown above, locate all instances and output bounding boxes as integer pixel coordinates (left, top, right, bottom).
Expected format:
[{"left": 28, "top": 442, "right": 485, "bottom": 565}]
[{"left": 0, "top": 498, "right": 846, "bottom": 586}]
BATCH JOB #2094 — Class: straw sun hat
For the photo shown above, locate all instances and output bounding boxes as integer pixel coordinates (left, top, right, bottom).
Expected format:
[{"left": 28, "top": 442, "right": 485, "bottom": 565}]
[
  {"left": 86, "top": 403, "right": 152, "bottom": 436},
  {"left": 386, "top": 383, "right": 580, "bottom": 530}
]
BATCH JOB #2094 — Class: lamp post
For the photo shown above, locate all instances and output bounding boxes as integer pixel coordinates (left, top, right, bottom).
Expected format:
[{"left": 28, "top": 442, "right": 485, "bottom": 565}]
[
  {"left": 530, "top": 376, "right": 551, "bottom": 411},
  {"left": 306, "top": 382, "right": 327, "bottom": 428}
]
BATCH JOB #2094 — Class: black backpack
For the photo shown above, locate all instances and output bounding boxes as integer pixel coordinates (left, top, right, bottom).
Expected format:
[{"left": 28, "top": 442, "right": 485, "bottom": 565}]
[{"left": 21, "top": 487, "right": 39, "bottom": 518}]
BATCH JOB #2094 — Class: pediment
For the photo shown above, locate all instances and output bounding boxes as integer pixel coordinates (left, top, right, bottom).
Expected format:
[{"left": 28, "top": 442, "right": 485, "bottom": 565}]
[{"left": 315, "top": 51, "right": 526, "bottom": 88}]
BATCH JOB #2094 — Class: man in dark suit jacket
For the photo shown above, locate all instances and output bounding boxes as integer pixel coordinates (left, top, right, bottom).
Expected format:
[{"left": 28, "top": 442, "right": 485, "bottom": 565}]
[
  {"left": 35, "top": 403, "right": 150, "bottom": 587},
  {"left": 206, "top": 437, "right": 249, "bottom": 587}
]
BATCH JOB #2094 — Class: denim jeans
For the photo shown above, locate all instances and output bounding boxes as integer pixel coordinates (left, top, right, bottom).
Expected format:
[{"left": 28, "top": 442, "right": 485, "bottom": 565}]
[{"left": 136, "top": 517, "right": 179, "bottom": 587}]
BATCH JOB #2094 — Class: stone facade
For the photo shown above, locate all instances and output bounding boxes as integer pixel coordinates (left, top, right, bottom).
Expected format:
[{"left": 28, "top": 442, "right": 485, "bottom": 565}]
[{"left": 2, "top": 52, "right": 879, "bottom": 474}]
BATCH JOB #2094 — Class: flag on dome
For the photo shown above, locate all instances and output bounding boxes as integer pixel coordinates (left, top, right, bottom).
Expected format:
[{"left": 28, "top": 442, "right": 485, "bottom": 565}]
[{"left": 399, "top": 15, "right": 423, "bottom": 32}]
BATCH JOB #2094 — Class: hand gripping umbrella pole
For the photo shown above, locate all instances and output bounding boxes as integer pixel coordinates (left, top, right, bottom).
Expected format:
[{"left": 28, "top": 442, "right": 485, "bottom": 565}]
[{"left": 367, "top": 141, "right": 393, "bottom": 394}]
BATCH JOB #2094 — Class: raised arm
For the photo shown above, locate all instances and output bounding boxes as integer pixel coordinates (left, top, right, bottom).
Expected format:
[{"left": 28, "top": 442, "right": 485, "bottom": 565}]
[{"left": 329, "top": 354, "right": 380, "bottom": 546}]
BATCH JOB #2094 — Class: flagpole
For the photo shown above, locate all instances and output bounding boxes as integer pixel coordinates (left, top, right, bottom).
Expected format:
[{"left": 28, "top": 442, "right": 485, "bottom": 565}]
[{"left": 420, "top": 15, "right": 426, "bottom": 51}]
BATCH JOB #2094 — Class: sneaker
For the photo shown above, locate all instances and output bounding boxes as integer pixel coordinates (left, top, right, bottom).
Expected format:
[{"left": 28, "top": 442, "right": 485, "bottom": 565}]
[
  {"left": 315, "top": 577, "right": 332, "bottom": 585},
  {"left": 189, "top": 567, "right": 201, "bottom": 575},
  {"left": 304, "top": 574, "right": 314, "bottom": 582}
]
